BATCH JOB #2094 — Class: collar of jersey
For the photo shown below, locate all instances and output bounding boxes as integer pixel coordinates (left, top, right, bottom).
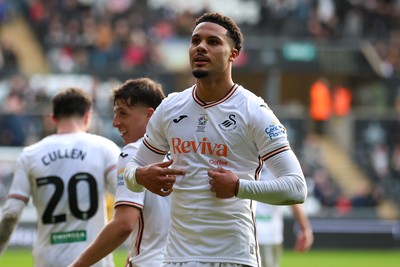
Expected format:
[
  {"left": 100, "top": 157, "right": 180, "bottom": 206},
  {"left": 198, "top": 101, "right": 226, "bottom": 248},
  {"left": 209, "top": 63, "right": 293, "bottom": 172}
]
[{"left": 192, "top": 84, "right": 239, "bottom": 108}]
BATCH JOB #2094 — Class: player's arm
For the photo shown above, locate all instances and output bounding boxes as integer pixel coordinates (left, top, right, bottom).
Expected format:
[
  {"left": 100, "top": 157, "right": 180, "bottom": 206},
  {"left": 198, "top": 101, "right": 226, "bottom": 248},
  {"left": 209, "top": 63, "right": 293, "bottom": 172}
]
[
  {"left": 209, "top": 150, "right": 307, "bottom": 204},
  {"left": 124, "top": 144, "right": 185, "bottom": 196},
  {"left": 238, "top": 150, "right": 307, "bottom": 205},
  {"left": 68, "top": 205, "right": 139, "bottom": 267},
  {"left": 124, "top": 103, "right": 185, "bottom": 196},
  {"left": 104, "top": 141, "right": 121, "bottom": 195},
  {"left": 291, "top": 204, "right": 314, "bottom": 252},
  {"left": 226, "top": 99, "right": 307, "bottom": 204},
  {"left": 0, "top": 198, "right": 26, "bottom": 256}
]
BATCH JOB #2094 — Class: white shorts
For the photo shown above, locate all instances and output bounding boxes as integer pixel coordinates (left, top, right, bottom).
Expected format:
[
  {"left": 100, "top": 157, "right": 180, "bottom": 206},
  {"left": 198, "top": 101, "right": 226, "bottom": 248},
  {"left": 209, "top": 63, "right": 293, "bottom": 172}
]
[
  {"left": 162, "top": 263, "right": 252, "bottom": 267},
  {"left": 259, "top": 243, "right": 283, "bottom": 267}
]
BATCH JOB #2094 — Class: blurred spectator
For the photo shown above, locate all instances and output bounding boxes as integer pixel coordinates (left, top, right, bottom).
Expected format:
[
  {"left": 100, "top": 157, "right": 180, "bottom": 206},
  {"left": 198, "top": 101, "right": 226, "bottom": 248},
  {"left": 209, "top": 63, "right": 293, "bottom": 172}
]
[
  {"left": 392, "top": 144, "right": 400, "bottom": 179},
  {"left": 120, "top": 28, "right": 148, "bottom": 70},
  {"left": 351, "top": 180, "right": 383, "bottom": 208},
  {"left": 309, "top": 78, "right": 332, "bottom": 135},
  {"left": 105, "top": 0, "right": 133, "bottom": 15},
  {"left": 0, "top": 0, "right": 14, "bottom": 24},
  {"left": 387, "top": 93, "right": 400, "bottom": 150},
  {"left": 0, "top": 91, "right": 27, "bottom": 146},
  {"left": 27, "top": 0, "right": 47, "bottom": 42},
  {"left": 332, "top": 84, "right": 352, "bottom": 117},
  {"left": 89, "top": 17, "right": 120, "bottom": 70},
  {"left": 312, "top": 168, "right": 340, "bottom": 207},
  {"left": 0, "top": 35, "right": 18, "bottom": 73},
  {"left": 300, "top": 132, "right": 324, "bottom": 176},
  {"left": 370, "top": 142, "right": 390, "bottom": 181}
]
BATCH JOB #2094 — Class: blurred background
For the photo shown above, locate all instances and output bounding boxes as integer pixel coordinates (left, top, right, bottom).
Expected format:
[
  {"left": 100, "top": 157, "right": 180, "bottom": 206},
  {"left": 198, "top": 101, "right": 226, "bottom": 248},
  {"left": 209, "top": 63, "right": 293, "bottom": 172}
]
[{"left": 0, "top": 0, "right": 399, "bottom": 251}]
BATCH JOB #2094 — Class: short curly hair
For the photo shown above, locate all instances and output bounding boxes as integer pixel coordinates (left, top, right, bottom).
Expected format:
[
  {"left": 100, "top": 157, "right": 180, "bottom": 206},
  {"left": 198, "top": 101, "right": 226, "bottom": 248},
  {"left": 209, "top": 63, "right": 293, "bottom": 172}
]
[{"left": 194, "top": 12, "right": 243, "bottom": 53}]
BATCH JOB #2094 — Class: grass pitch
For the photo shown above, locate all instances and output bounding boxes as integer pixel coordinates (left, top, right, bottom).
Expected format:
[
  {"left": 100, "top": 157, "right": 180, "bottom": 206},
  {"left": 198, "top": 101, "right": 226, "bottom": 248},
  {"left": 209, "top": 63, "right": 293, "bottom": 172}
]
[{"left": 0, "top": 248, "right": 399, "bottom": 267}]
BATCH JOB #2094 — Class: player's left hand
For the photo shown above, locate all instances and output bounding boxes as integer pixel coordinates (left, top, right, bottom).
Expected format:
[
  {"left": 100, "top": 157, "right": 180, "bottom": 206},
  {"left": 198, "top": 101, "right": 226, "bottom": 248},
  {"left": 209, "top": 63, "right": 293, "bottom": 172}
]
[
  {"left": 208, "top": 167, "right": 238, "bottom": 198},
  {"left": 294, "top": 229, "right": 314, "bottom": 252}
]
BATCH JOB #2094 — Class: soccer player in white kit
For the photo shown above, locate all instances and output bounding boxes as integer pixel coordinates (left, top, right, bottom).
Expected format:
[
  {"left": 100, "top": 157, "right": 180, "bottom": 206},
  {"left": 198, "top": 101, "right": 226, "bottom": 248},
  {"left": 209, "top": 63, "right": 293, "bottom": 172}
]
[
  {"left": 256, "top": 167, "right": 313, "bottom": 267},
  {"left": 69, "top": 78, "right": 169, "bottom": 267},
  {"left": 0, "top": 87, "right": 121, "bottom": 267},
  {"left": 124, "top": 12, "right": 307, "bottom": 267}
]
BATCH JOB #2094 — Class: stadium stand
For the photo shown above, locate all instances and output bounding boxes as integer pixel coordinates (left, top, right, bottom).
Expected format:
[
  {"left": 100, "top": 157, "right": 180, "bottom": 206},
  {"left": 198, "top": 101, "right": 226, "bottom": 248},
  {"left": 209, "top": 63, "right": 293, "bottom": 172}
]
[{"left": 0, "top": 15, "right": 47, "bottom": 74}]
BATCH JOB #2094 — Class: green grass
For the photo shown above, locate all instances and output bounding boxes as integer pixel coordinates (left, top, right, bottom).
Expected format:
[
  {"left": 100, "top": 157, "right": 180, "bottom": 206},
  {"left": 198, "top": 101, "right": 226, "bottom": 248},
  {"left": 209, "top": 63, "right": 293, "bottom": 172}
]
[
  {"left": 0, "top": 248, "right": 129, "bottom": 267},
  {"left": 281, "top": 249, "right": 400, "bottom": 267},
  {"left": 1, "top": 248, "right": 399, "bottom": 267}
]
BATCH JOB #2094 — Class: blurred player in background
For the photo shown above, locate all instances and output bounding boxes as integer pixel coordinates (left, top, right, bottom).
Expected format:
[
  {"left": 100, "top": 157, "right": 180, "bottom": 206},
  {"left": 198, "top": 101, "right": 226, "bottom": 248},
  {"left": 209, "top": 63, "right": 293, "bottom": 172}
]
[
  {"left": 123, "top": 12, "right": 307, "bottom": 266},
  {"left": 69, "top": 78, "right": 168, "bottom": 267},
  {"left": 0, "top": 87, "right": 121, "bottom": 267},
  {"left": 256, "top": 166, "right": 314, "bottom": 267}
]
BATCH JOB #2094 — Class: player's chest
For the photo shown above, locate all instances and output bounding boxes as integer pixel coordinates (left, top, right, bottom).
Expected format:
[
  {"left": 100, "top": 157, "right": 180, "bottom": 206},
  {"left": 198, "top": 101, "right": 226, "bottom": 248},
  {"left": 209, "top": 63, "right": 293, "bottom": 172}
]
[{"left": 165, "top": 105, "right": 248, "bottom": 147}]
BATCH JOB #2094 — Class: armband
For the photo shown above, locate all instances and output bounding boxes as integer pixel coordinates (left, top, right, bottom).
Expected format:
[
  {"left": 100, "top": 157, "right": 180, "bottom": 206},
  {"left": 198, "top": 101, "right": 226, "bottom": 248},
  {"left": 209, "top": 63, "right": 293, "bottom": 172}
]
[{"left": 123, "top": 166, "right": 145, "bottom": 192}]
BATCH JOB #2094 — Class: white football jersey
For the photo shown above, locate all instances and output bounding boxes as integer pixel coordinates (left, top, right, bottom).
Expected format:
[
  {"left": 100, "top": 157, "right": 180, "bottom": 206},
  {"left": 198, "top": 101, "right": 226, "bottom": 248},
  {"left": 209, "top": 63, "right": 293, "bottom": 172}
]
[
  {"left": 7, "top": 132, "right": 120, "bottom": 267},
  {"left": 255, "top": 166, "right": 284, "bottom": 245},
  {"left": 140, "top": 84, "right": 291, "bottom": 266},
  {"left": 115, "top": 139, "right": 170, "bottom": 267}
]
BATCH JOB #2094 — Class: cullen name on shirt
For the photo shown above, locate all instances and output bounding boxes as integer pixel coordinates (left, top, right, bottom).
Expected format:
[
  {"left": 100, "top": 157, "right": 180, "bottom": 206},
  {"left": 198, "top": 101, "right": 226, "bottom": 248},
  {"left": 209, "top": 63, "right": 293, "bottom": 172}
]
[{"left": 41, "top": 148, "right": 87, "bottom": 166}]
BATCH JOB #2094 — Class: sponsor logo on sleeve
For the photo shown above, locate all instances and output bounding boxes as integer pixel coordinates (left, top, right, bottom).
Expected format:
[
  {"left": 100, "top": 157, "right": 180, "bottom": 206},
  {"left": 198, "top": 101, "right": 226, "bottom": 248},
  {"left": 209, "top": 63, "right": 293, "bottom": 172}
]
[
  {"left": 265, "top": 121, "right": 287, "bottom": 140},
  {"left": 117, "top": 169, "right": 125, "bottom": 186}
]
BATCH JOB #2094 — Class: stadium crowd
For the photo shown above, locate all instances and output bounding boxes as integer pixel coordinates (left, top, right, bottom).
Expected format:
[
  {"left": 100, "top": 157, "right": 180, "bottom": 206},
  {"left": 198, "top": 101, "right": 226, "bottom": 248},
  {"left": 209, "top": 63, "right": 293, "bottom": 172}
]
[{"left": 1, "top": 0, "right": 398, "bottom": 76}]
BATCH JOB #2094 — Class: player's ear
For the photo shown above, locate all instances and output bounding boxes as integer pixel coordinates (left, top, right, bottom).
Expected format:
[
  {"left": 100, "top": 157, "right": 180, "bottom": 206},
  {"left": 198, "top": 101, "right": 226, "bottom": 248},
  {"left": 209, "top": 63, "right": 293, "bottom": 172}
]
[
  {"left": 229, "top": 48, "right": 238, "bottom": 62},
  {"left": 50, "top": 114, "right": 57, "bottom": 125},
  {"left": 146, "top": 107, "right": 155, "bottom": 119},
  {"left": 83, "top": 110, "right": 92, "bottom": 125}
]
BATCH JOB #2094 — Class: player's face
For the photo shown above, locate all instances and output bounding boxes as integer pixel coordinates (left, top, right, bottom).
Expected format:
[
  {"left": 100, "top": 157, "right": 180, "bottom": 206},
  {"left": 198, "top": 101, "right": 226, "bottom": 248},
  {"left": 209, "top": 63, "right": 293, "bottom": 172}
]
[
  {"left": 189, "top": 22, "right": 235, "bottom": 79},
  {"left": 112, "top": 99, "right": 150, "bottom": 144}
]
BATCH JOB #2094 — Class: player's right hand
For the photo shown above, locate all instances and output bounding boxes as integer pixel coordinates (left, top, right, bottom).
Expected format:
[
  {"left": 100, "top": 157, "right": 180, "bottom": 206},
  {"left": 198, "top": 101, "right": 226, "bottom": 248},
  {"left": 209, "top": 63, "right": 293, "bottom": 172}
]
[{"left": 136, "top": 159, "right": 186, "bottom": 196}]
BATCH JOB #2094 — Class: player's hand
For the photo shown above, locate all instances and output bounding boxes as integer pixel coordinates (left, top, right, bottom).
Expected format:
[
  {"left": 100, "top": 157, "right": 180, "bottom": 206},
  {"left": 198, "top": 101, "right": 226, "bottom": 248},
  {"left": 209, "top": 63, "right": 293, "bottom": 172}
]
[
  {"left": 136, "top": 159, "right": 185, "bottom": 196},
  {"left": 208, "top": 166, "right": 239, "bottom": 198},
  {"left": 294, "top": 229, "right": 314, "bottom": 252}
]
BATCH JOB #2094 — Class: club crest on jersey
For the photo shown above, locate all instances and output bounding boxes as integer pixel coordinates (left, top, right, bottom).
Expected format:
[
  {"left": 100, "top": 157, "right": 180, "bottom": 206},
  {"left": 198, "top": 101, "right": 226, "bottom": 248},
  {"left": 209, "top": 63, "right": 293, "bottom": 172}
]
[
  {"left": 197, "top": 115, "right": 208, "bottom": 132},
  {"left": 265, "top": 121, "right": 287, "bottom": 140},
  {"left": 218, "top": 114, "right": 237, "bottom": 131}
]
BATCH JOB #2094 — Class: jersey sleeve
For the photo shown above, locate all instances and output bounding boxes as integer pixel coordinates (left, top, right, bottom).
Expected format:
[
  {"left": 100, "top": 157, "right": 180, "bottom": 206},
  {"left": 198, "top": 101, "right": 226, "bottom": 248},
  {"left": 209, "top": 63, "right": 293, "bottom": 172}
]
[
  {"left": 123, "top": 103, "right": 170, "bottom": 192},
  {"left": 102, "top": 138, "right": 121, "bottom": 195},
  {"left": 238, "top": 96, "right": 307, "bottom": 205},
  {"left": 237, "top": 150, "right": 307, "bottom": 205},
  {"left": 7, "top": 153, "right": 31, "bottom": 203},
  {"left": 115, "top": 144, "right": 145, "bottom": 209},
  {"left": 142, "top": 101, "right": 170, "bottom": 155},
  {"left": 248, "top": 97, "right": 291, "bottom": 161}
]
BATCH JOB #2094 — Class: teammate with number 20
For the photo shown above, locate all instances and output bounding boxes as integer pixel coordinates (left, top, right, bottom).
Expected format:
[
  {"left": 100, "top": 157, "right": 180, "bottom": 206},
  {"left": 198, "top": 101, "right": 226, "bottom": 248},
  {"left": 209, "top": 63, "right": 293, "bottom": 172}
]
[{"left": 0, "top": 87, "right": 121, "bottom": 267}]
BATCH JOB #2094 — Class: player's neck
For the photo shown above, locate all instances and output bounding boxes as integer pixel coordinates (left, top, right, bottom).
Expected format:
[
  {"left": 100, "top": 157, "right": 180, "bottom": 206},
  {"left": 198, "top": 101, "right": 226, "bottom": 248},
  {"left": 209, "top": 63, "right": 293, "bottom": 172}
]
[
  {"left": 56, "top": 119, "right": 88, "bottom": 134},
  {"left": 196, "top": 78, "right": 235, "bottom": 102}
]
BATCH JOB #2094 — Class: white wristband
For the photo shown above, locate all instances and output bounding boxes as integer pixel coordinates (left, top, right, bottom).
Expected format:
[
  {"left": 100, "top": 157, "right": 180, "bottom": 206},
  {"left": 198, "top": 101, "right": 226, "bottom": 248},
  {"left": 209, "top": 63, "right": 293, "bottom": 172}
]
[{"left": 123, "top": 166, "right": 145, "bottom": 192}]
